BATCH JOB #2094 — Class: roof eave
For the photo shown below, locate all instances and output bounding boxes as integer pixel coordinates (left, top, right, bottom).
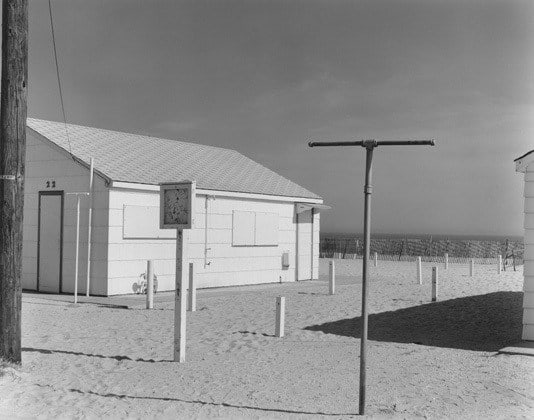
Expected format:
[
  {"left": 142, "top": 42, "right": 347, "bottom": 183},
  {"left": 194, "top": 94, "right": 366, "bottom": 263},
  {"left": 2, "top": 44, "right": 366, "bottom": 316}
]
[
  {"left": 110, "top": 180, "right": 323, "bottom": 203},
  {"left": 515, "top": 149, "right": 534, "bottom": 173}
]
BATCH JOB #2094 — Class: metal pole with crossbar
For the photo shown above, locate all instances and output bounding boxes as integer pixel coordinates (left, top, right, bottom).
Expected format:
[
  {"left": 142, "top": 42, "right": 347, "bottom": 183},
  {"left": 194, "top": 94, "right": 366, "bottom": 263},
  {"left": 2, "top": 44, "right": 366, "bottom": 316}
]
[{"left": 308, "top": 139, "right": 435, "bottom": 415}]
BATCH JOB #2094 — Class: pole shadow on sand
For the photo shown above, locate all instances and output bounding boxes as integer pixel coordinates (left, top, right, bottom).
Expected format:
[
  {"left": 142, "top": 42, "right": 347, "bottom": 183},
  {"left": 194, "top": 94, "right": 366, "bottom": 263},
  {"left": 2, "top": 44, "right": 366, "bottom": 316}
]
[{"left": 304, "top": 291, "right": 523, "bottom": 352}]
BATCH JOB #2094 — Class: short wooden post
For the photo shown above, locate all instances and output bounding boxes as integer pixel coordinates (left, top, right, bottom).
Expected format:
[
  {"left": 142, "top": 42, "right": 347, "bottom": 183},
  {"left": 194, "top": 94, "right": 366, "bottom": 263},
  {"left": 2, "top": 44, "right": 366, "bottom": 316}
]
[
  {"left": 329, "top": 260, "right": 335, "bottom": 295},
  {"left": 188, "top": 262, "right": 196, "bottom": 311},
  {"left": 416, "top": 256, "right": 422, "bottom": 285},
  {"left": 497, "top": 255, "right": 502, "bottom": 274},
  {"left": 469, "top": 259, "right": 474, "bottom": 277},
  {"left": 444, "top": 253, "right": 449, "bottom": 270},
  {"left": 432, "top": 266, "right": 438, "bottom": 302},
  {"left": 275, "top": 296, "right": 285, "bottom": 337},
  {"left": 146, "top": 260, "right": 154, "bottom": 309},
  {"left": 374, "top": 252, "right": 378, "bottom": 267}
]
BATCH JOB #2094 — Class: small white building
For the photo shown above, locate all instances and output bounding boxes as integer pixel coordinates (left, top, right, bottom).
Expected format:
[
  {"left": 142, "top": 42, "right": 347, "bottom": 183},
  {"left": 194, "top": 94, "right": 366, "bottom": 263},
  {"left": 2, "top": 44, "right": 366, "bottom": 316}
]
[
  {"left": 23, "top": 119, "right": 326, "bottom": 296},
  {"left": 515, "top": 149, "right": 534, "bottom": 341}
]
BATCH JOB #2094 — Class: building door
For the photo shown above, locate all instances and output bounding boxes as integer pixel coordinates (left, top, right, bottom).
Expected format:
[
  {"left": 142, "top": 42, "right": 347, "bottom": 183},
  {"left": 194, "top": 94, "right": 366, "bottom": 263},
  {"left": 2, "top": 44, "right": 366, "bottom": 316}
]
[
  {"left": 296, "top": 208, "right": 312, "bottom": 280},
  {"left": 38, "top": 192, "right": 63, "bottom": 293}
]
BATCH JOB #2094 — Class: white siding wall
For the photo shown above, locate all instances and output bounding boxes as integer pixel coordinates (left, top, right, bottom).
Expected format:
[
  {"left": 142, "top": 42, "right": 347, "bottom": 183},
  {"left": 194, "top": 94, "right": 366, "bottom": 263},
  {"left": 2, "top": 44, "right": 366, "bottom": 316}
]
[
  {"left": 23, "top": 131, "right": 109, "bottom": 295},
  {"left": 107, "top": 188, "right": 175, "bottom": 295},
  {"left": 296, "top": 209, "right": 312, "bottom": 280},
  {"left": 523, "top": 167, "right": 534, "bottom": 340},
  {"left": 107, "top": 189, "right": 303, "bottom": 294},
  {"left": 312, "top": 211, "right": 320, "bottom": 279}
]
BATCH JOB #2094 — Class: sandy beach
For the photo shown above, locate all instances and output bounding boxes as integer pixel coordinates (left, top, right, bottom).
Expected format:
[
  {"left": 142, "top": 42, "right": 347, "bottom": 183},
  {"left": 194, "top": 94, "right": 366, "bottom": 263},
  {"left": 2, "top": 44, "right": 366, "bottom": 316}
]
[{"left": 1, "top": 259, "right": 533, "bottom": 419}]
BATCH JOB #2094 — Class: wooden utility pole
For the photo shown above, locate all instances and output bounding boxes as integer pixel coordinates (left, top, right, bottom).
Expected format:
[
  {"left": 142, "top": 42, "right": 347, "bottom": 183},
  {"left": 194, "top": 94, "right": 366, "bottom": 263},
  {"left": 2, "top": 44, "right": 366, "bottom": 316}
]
[{"left": 0, "top": 0, "right": 28, "bottom": 364}]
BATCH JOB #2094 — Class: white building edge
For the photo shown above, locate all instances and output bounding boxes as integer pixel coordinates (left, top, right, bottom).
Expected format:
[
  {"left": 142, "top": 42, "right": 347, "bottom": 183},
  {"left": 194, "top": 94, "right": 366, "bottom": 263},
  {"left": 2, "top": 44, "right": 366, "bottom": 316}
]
[
  {"left": 515, "top": 149, "right": 534, "bottom": 341},
  {"left": 23, "top": 119, "right": 327, "bottom": 296}
]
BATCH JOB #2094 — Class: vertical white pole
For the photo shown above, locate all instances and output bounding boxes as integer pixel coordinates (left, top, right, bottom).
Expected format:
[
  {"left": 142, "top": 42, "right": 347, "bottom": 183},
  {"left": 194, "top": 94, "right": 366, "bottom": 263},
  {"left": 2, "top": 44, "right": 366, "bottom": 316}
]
[
  {"left": 374, "top": 252, "right": 377, "bottom": 267},
  {"left": 74, "top": 195, "right": 81, "bottom": 304},
  {"left": 174, "top": 229, "right": 187, "bottom": 362},
  {"left": 416, "top": 256, "right": 422, "bottom": 285},
  {"left": 329, "top": 260, "right": 335, "bottom": 295},
  {"left": 204, "top": 196, "right": 209, "bottom": 268},
  {"left": 86, "top": 157, "right": 94, "bottom": 296},
  {"left": 498, "top": 255, "right": 502, "bottom": 274},
  {"left": 275, "top": 296, "right": 285, "bottom": 337},
  {"left": 146, "top": 260, "right": 154, "bottom": 309},
  {"left": 469, "top": 259, "right": 474, "bottom": 277},
  {"left": 432, "top": 266, "right": 438, "bottom": 302},
  {"left": 444, "top": 253, "right": 449, "bottom": 270},
  {"left": 188, "top": 262, "right": 196, "bottom": 311}
]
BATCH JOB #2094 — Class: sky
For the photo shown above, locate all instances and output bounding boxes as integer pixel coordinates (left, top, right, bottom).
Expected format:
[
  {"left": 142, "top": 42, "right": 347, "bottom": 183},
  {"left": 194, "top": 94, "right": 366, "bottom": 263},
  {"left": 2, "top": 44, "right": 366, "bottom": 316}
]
[{"left": 25, "top": 0, "right": 533, "bottom": 236}]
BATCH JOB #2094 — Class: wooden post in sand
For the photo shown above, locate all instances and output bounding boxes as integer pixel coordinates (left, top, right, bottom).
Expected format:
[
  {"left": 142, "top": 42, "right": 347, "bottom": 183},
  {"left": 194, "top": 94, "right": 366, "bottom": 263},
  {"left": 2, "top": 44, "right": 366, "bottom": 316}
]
[
  {"left": 497, "top": 255, "right": 502, "bottom": 274},
  {"left": 146, "top": 260, "right": 154, "bottom": 309},
  {"left": 432, "top": 267, "right": 438, "bottom": 302},
  {"left": 329, "top": 260, "right": 335, "bottom": 295},
  {"left": 469, "top": 259, "right": 474, "bottom": 277},
  {"left": 275, "top": 296, "right": 285, "bottom": 337},
  {"left": 0, "top": 0, "right": 28, "bottom": 364},
  {"left": 416, "top": 256, "right": 422, "bottom": 284},
  {"left": 187, "top": 262, "right": 196, "bottom": 312},
  {"left": 444, "top": 253, "right": 449, "bottom": 270},
  {"left": 174, "top": 230, "right": 187, "bottom": 362},
  {"left": 374, "top": 252, "right": 378, "bottom": 267}
]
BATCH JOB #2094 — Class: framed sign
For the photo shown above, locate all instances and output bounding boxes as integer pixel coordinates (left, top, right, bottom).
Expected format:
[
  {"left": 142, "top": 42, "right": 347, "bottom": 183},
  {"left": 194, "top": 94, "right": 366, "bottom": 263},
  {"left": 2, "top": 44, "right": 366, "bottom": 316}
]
[{"left": 159, "top": 180, "right": 195, "bottom": 229}]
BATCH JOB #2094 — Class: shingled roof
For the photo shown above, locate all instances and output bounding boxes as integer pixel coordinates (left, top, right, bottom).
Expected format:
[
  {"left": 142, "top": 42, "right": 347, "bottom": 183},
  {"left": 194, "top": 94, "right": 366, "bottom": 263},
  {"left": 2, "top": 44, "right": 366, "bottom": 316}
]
[
  {"left": 27, "top": 119, "right": 320, "bottom": 199},
  {"left": 515, "top": 149, "right": 534, "bottom": 173}
]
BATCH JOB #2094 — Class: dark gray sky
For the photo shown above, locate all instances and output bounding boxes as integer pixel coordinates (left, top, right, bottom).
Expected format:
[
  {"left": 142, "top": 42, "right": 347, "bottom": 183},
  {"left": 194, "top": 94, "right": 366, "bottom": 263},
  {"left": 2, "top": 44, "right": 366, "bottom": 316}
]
[{"left": 28, "top": 0, "right": 533, "bottom": 236}]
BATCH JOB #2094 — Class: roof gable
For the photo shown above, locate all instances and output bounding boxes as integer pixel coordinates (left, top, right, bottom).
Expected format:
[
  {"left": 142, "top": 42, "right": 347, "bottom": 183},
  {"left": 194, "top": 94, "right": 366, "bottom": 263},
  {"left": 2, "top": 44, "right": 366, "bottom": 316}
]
[
  {"left": 515, "top": 149, "right": 534, "bottom": 173},
  {"left": 27, "top": 119, "right": 320, "bottom": 199}
]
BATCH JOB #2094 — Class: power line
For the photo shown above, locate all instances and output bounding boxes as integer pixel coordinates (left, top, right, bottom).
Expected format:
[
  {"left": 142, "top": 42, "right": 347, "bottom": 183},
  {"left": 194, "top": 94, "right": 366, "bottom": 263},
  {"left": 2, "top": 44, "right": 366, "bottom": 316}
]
[{"left": 48, "top": 0, "right": 72, "bottom": 154}]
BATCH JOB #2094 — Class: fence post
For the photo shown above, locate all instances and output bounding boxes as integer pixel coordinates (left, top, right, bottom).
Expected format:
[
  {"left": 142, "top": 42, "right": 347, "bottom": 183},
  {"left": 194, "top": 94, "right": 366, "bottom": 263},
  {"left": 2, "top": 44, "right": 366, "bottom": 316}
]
[
  {"left": 498, "top": 255, "right": 502, "bottom": 274},
  {"left": 146, "top": 260, "right": 154, "bottom": 309},
  {"left": 374, "top": 252, "right": 378, "bottom": 267},
  {"left": 329, "top": 260, "right": 335, "bottom": 295},
  {"left": 469, "top": 259, "right": 474, "bottom": 277},
  {"left": 432, "top": 266, "right": 438, "bottom": 302},
  {"left": 188, "top": 262, "right": 196, "bottom": 312},
  {"left": 444, "top": 253, "right": 449, "bottom": 270},
  {"left": 275, "top": 296, "right": 285, "bottom": 337},
  {"left": 416, "top": 256, "right": 422, "bottom": 285}
]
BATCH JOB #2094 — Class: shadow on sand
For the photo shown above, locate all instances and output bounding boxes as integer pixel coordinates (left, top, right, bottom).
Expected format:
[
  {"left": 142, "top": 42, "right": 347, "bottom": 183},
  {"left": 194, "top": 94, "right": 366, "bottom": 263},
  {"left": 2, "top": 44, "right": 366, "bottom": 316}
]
[
  {"left": 304, "top": 291, "right": 523, "bottom": 352},
  {"left": 56, "top": 387, "right": 356, "bottom": 417},
  {"left": 22, "top": 347, "right": 168, "bottom": 363}
]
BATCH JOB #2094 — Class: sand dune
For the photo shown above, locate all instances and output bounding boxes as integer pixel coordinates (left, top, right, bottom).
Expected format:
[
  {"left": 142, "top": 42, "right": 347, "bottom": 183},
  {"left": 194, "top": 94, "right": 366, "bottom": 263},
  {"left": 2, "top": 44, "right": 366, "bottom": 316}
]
[{"left": 1, "top": 259, "right": 533, "bottom": 418}]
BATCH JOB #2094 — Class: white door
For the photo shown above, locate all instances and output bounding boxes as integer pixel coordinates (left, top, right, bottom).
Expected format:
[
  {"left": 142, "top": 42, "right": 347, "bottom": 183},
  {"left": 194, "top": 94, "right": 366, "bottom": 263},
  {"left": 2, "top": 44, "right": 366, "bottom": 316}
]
[
  {"left": 38, "top": 193, "right": 63, "bottom": 293},
  {"left": 297, "top": 208, "right": 312, "bottom": 280}
]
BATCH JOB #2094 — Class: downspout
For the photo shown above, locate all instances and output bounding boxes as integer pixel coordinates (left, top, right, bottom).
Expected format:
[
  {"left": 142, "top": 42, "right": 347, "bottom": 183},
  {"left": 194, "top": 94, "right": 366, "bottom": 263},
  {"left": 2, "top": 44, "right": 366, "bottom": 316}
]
[
  {"left": 295, "top": 204, "right": 299, "bottom": 281},
  {"left": 310, "top": 208, "right": 315, "bottom": 279},
  {"left": 204, "top": 195, "right": 214, "bottom": 268}
]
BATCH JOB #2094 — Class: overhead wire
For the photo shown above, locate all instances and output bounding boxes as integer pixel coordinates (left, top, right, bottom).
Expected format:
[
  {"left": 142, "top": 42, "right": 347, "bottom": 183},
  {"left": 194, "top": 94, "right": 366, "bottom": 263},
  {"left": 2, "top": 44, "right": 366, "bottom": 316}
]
[{"left": 48, "top": 0, "right": 72, "bottom": 155}]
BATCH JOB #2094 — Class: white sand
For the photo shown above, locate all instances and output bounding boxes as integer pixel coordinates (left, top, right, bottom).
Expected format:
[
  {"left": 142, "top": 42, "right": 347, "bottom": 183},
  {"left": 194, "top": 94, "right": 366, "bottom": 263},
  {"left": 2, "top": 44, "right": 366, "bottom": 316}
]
[{"left": 1, "top": 259, "right": 533, "bottom": 419}]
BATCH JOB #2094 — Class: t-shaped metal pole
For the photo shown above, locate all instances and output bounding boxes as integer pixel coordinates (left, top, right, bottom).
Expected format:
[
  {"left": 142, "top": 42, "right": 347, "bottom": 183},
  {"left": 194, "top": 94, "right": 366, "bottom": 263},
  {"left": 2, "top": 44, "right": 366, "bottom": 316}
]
[{"left": 308, "top": 139, "right": 435, "bottom": 415}]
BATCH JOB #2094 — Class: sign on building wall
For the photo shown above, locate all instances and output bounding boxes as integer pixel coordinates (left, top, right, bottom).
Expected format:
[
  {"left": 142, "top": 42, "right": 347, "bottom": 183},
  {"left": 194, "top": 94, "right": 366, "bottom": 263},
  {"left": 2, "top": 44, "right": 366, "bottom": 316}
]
[{"left": 159, "top": 180, "right": 196, "bottom": 230}]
